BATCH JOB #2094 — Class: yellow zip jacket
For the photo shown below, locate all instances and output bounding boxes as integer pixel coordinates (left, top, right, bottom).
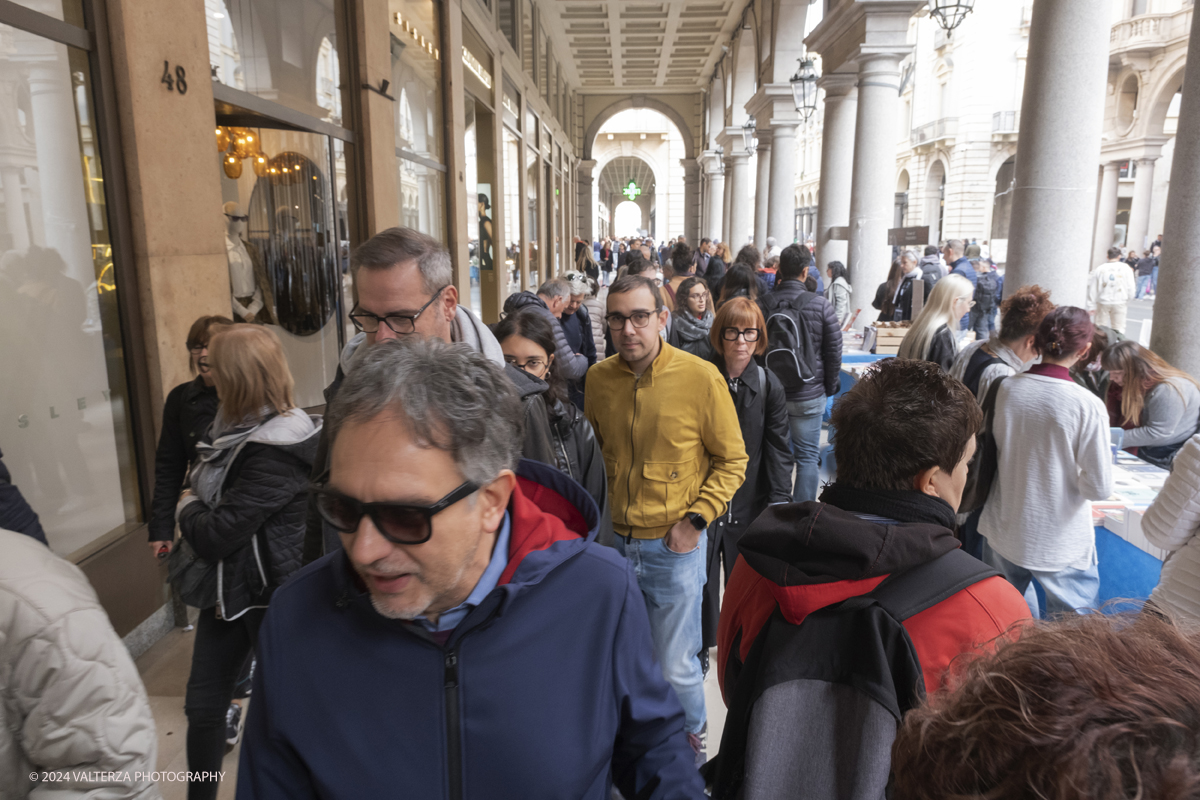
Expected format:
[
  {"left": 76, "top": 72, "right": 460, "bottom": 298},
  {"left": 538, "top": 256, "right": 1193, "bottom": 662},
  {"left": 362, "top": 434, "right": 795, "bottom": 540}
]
[{"left": 585, "top": 341, "right": 748, "bottom": 539}]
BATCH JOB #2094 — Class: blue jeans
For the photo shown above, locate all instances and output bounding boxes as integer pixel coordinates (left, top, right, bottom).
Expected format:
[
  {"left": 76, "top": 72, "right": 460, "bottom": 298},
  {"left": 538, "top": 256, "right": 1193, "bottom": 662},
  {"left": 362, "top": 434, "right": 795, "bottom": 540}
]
[
  {"left": 980, "top": 538, "right": 1099, "bottom": 618},
  {"left": 1152, "top": 264, "right": 1159, "bottom": 293},
  {"left": 1136, "top": 274, "right": 1153, "bottom": 298},
  {"left": 787, "top": 397, "right": 827, "bottom": 502},
  {"left": 615, "top": 530, "right": 708, "bottom": 735}
]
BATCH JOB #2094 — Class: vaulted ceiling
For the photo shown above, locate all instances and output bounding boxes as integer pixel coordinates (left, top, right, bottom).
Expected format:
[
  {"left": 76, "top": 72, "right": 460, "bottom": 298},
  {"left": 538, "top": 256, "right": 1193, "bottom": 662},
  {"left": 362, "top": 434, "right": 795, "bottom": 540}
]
[
  {"left": 597, "top": 156, "right": 658, "bottom": 200},
  {"left": 539, "top": 0, "right": 749, "bottom": 94}
]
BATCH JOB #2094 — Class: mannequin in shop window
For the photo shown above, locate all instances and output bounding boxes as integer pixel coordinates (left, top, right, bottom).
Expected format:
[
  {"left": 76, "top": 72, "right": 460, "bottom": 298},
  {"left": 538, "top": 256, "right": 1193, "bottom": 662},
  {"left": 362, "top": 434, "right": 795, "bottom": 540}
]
[{"left": 224, "top": 200, "right": 275, "bottom": 324}]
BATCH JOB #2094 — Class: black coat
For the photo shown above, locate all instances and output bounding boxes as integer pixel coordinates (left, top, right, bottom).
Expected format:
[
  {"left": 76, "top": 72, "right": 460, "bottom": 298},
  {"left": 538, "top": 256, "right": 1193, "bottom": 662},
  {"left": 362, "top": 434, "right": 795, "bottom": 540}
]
[
  {"left": 705, "top": 257, "right": 727, "bottom": 298},
  {"left": 927, "top": 324, "right": 957, "bottom": 372},
  {"left": 150, "top": 376, "right": 219, "bottom": 542},
  {"left": 894, "top": 272, "right": 932, "bottom": 321},
  {"left": 0, "top": 448, "right": 46, "bottom": 544},
  {"left": 179, "top": 422, "right": 319, "bottom": 619},
  {"left": 702, "top": 360, "right": 793, "bottom": 647},
  {"left": 547, "top": 398, "right": 613, "bottom": 546},
  {"left": 759, "top": 279, "right": 843, "bottom": 402}
]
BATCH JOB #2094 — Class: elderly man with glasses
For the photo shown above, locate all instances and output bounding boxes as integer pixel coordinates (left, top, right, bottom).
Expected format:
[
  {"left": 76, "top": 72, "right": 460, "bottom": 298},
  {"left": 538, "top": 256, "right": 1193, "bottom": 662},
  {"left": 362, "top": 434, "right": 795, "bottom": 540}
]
[
  {"left": 302, "top": 227, "right": 555, "bottom": 563},
  {"left": 238, "top": 338, "right": 704, "bottom": 799},
  {"left": 585, "top": 274, "right": 748, "bottom": 765}
]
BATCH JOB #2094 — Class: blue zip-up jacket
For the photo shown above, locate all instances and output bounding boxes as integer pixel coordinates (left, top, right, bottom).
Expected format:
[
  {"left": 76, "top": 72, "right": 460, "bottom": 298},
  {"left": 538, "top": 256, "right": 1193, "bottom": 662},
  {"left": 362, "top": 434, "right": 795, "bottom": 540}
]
[{"left": 237, "top": 459, "right": 704, "bottom": 800}]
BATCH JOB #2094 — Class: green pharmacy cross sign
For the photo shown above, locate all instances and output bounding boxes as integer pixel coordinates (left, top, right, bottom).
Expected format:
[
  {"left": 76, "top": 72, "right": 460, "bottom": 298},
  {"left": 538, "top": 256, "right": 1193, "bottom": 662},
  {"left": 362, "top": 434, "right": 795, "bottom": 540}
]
[{"left": 622, "top": 180, "right": 642, "bottom": 201}]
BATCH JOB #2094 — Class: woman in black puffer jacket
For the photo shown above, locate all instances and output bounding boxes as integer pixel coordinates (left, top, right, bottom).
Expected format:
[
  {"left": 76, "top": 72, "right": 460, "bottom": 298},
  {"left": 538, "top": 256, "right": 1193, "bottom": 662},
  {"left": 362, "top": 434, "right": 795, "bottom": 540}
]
[
  {"left": 494, "top": 309, "right": 613, "bottom": 545},
  {"left": 176, "top": 325, "right": 320, "bottom": 800},
  {"left": 148, "top": 315, "right": 232, "bottom": 556}
]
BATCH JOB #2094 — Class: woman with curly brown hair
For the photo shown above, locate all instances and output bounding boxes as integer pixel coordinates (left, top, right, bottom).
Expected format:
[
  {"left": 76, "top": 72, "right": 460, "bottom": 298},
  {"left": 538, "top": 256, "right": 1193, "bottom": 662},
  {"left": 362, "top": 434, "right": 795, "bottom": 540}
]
[{"left": 892, "top": 612, "right": 1200, "bottom": 800}]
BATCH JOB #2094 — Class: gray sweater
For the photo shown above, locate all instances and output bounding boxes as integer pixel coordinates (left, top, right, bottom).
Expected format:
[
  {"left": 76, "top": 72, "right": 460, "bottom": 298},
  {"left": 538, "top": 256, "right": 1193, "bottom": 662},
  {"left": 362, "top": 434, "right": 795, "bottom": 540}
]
[{"left": 1124, "top": 377, "right": 1200, "bottom": 448}]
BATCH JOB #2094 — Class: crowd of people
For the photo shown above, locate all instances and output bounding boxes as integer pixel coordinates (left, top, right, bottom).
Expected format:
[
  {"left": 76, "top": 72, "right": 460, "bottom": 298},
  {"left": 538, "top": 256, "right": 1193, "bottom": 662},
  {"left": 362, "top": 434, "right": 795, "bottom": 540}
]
[{"left": 4, "top": 223, "right": 1200, "bottom": 800}]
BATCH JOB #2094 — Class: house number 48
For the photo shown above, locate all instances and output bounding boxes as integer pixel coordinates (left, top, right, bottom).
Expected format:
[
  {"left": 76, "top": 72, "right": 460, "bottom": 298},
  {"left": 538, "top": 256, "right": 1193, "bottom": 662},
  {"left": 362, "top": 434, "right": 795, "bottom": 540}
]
[{"left": 162, "top": 61, "right": 188, "bottom": 95}]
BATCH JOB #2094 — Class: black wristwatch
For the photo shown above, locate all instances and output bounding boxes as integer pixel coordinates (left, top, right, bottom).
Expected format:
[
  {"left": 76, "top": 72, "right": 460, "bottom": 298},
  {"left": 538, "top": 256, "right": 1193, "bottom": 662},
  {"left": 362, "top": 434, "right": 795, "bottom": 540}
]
[{"left": 685, "top": 512, "right": 708, "bottom": 531}]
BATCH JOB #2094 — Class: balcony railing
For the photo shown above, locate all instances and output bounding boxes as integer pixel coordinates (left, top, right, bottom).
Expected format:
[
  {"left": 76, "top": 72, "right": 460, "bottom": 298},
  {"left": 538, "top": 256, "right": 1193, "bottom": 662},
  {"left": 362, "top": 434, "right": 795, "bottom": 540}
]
[
  {"left": 1111, "top": 5, "right": 1193, "bottom": 52},
  {"left": 911, "top": 117, "right": 958, "bottom": 147},
  {"left": 993, "top": 111, "right": 1018, "bottom": 134}
]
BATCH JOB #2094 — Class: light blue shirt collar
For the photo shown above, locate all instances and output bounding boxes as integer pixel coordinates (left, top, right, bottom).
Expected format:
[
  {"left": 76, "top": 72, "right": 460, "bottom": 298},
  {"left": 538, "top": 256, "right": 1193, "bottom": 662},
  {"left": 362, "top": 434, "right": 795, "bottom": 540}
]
[{"left": 415, "top": 512, "right": 511, "bottom": 633}]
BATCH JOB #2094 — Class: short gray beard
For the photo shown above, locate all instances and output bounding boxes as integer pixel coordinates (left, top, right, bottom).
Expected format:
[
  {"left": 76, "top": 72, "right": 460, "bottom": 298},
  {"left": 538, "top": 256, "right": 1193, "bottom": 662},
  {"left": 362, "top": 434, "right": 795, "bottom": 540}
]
[{"left": 370, "top": 595, "right": 417, "bottom": 620}]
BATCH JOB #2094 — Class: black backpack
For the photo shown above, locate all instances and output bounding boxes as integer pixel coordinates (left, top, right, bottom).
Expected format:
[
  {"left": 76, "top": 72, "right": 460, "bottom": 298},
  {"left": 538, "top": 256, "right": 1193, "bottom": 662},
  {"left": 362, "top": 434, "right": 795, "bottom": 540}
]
[
  {"left": 974, "top": 271, "right": 1000, "bottom": 313},
  {"left": 705, "top": 549, "right": 999, "bottom": 800},
  {"left": 764, "top": 292, "right": 818, "bottom": 392}
]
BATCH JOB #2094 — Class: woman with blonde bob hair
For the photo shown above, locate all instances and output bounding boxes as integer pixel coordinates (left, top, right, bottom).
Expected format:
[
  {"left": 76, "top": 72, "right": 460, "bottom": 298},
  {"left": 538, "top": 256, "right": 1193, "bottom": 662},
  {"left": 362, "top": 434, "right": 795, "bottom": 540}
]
[
  {"left": 175, "top": 324, "right": 321, "bottom": 800},
  {"left": 897, "top": 273, "right": 974, "bottom": 371},
  {"left": 1102, "top": 340, "right": 1200, "bottom": 468},
  {"left": 701, "top": 297, "right": 792, "bottom": 650}
]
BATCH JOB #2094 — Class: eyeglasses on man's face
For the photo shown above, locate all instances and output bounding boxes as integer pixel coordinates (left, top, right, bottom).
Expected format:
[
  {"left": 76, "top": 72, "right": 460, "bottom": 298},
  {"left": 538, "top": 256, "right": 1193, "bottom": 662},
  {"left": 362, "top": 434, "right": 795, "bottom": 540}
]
[
  {"left": 311, "top": 480, "right": 479, "bottom": 545},
  {"left": 350, "top": 286, "right": 449, "bottom": 335},
  {"left": 721, "top": 327, "right": 761, "bottom": 342},
  {"left": 605, "top": 310, "right": 657, "bottom": 331}
]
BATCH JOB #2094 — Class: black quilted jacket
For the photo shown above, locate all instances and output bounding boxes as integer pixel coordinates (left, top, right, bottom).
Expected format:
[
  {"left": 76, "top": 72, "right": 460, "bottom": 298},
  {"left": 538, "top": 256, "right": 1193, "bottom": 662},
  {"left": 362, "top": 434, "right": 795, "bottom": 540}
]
[
  {"left": 179, "top": 424, "right": 319, "bottom": 619},
  {"left": 759, "top": 279, "right": 844, "bottom": 403}
]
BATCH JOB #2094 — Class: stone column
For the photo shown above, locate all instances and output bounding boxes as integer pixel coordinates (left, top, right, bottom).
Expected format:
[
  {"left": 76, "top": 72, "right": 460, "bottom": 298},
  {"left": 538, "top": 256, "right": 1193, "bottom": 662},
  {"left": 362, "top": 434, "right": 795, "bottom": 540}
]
[
  {"left": 1, "top": 166, "right": 29, "bottom": 251},
  {"left": 682, "top": 157, "right": 701, "bottom": 244},
  {"left": 1004, "top": 0, "right": 1111, "bottom": 308},
  {"left": 847, "top": 53, "right": 906, "bottom": 326},
  {"left": 577, "top": 160, "right": 597, "bottom": 245},
  {"left": 754, "top": 134, "right": 771, "bottom": 249},
  {"left": 1126, "top": 157, "right": 1158, "bottom": 253},
  {"left": 1151, "top": 0, "right": 1200, "bottom": 377},
  {"left": 701, "top": 152, "right": 724, "bottom": 241},
  {"left": 727, "top": 151, "right": 752, "bottom": 249},
  {"left": 768, "top": 121, "right": 800, "bottom": 247},
  {"left": 816, "top": 75, "right": 857, "bottom": 278},
  {"left": 722, "top": 152, "right": 733, "bottom": 244},
  {"left": 1093, "top": 161, "right": 1120, "bottom": 265}
]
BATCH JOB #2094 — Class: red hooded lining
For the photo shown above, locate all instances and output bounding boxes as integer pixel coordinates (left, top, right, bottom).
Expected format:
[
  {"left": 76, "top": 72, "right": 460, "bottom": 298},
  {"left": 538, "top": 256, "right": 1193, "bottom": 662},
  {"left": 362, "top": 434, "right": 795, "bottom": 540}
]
[{"left": 498, "top": 476, "right": 587, "bottom": 586}]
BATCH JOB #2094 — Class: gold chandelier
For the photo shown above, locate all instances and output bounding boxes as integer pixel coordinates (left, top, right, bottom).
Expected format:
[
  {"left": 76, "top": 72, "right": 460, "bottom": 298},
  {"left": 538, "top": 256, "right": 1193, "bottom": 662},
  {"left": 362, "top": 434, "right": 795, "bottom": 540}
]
[{"left": 216, "top": 126, "right": 269, "bottom": 179}]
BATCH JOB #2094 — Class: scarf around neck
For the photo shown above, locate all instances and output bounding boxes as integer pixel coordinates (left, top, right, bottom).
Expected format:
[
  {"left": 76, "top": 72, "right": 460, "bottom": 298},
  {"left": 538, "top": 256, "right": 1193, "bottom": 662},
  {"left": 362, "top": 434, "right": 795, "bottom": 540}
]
[
  {"left": 819, "top": 483, "right": 958, "bottom": 531},
  {"left": 672, "top": 307, "right": 713, "bottom": 343},
  {"left": 191, "top": 408, "right": 274, "bottom": 506}
]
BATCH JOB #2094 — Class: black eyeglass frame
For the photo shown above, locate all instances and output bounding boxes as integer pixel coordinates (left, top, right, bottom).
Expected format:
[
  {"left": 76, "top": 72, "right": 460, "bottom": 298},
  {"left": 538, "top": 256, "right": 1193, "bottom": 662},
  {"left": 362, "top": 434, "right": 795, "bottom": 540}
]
[
  {"left": 721, "top": 327, "right": 762, "bottom": 342},
  {"left": 604, "top": 309, "right": 660, "bottom": 331},
  {"left": 349, "top": 285, "right": 450, "bottom": 335},
  {"left": 311, "top": 480, "right": 480, "bottom": 545}
]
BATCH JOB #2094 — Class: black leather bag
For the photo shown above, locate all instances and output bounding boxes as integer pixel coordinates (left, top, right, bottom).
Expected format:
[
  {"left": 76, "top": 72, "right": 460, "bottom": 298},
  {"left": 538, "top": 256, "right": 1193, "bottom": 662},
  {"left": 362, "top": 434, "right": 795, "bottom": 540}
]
[
  {"left": 959, "top": 376, "right": 1006, "bottom": 514},
  {"left": 168, "top": 537, "right": 219, "bottom": 609}
]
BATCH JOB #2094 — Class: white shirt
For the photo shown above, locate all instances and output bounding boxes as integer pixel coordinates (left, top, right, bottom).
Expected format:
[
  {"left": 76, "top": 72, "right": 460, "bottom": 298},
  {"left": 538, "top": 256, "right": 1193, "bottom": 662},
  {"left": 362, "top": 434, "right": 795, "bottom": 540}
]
[
  {"left": 978, "top": 370, "right": 1114, "bottom": 572},
  {"left": 1086, "top": 260, "right": 1136, "bottom": 309},
  {"left": 226, "top": 233, "right": 262, "bottom": 318},
  {"left": 949, "top": 338, "right": 1030, "bottom": 404}
]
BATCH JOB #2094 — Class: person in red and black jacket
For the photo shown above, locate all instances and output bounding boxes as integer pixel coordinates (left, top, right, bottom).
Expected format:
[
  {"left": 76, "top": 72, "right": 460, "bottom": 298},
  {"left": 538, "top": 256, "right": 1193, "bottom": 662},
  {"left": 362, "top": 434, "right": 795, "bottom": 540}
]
[{"left": 718, "top": 359, "right": 1030, "bottom": 707}]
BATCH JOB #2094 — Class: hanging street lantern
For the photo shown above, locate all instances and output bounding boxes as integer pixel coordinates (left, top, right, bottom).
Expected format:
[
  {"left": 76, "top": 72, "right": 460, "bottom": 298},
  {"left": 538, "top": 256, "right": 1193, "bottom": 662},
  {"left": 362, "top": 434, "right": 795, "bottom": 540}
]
[
  {"left": 790, "top": 57, "right": 819, "bottom": 121},
  {"left": 742, "top": 116, "right": 756, "bottom": 152},
  {"left": 929, "top": 0, "right": 975, "bottom": 35}
]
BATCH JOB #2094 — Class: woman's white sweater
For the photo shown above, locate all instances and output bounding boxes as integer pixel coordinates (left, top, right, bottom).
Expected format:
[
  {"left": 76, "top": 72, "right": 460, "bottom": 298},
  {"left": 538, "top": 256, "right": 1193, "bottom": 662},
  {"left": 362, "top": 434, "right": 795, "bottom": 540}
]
[
  {"left": 1143, "top": 435, "right": 1200, "bottom": 620},
  {"left": 979, "top": 371, "right": 1114, "bottom": 571}
]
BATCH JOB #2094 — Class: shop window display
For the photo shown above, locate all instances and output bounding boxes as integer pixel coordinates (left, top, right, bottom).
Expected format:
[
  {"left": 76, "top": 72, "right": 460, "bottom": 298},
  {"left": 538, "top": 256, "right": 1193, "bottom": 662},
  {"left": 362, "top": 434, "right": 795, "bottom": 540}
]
[
  {"left": 503, "top": 126, "right": 521, "bottom": 292},
  {"left": 217, "top": 126, "right": 345, "bottom": 408},
  {"left": 526, "top": 144, "right": 540, "bottom": 287},
  {"left": 0, "top": 27, "right": 140, "bottom": 556}
]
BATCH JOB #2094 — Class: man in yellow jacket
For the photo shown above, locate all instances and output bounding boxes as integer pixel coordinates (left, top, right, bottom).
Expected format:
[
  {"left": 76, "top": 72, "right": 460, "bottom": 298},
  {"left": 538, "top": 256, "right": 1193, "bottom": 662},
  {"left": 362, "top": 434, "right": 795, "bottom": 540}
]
[{"left": 585, "top": 274, "right": 748, "bottom": 763}]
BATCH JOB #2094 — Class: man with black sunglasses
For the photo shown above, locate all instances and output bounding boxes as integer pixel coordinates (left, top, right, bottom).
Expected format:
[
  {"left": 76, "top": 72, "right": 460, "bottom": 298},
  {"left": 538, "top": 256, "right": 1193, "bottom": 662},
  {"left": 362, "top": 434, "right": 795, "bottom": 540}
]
[
  {"left": 302, "top": 227, "right": 556, "bottom": 563},
  {"left": 238, "top": 338, "right": 704, "bottom": 800}
]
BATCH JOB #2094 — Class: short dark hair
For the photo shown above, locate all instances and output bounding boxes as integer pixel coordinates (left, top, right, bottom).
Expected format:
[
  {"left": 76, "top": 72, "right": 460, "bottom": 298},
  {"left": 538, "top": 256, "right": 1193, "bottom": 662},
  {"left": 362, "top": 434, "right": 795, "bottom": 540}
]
[
  {"left": 671, "top": 242, "right": 694, "bottom": 274},
  {"left": 492, "top": 309, "right": 567, "bottom": 406},
  {"left": 185, "top": 315, "right": 235, "bottom": 373},
  {"left": 1107, "top": 246, "right": 1123, "bottom": 260},
  {"left": 924, "top": 245, "right": 939, "bottom": 256},
  {"left": 608, "top": 274, "right": 663, "bottom": 310},
  {"left": 830, "top": 359, "right": 982, "bottom": 493},
  {"left": 351, "top": 227, "right": 451, "bottom": 295},
  {"left": 778, "top": 244, "right": 812, "bottom": 281},
  {"left": 892, "top": 611, "right": 1200, "bottom": 800},
  {"left": 734, "top": 244, "right": 761, "bottom": 270}
]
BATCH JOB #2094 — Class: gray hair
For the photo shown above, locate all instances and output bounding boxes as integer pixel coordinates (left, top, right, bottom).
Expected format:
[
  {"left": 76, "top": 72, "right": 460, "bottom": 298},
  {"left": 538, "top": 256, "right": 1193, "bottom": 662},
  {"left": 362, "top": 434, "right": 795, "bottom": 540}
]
[
  {"left": 561, "top": 271, "right": 590, "bottom": 296},
  {"left": 901, "top": 249, "right": 919, "bottom": 264},
  {"left": 350, "top": 227, "right": 452, "bottom": 296},
  {"left": 766, "top": 236, "right": 777, "bottom": 247},
  {"left": 325, "top": 338, "right": 522, "bottom": 487},
  {"left": 945, "top": 239, "right": 965, "bottom": 257},
  {"left": 537, "top": 277, "right": 571, "bottom": 300}
]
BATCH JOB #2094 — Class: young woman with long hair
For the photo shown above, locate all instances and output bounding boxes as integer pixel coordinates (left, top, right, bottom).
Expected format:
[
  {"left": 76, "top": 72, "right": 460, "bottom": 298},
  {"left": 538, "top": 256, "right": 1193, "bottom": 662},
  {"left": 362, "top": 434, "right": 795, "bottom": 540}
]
[
  {"left": 177, "top": 325, "right": 321, "bottom": 800},
  {"left": 493, "top": 309, "right": 610, "bottom": 540},
  {"left": 717, "top": 264, "right": 761, "bottom": 308},
  {"left": 872, "top": 259, "right": 904, "bottom": 321},
  {"left": 666, "top": 275, "right": 714, "bottom": 360},
  {"left": 896, "top": 273, "right": 974, "bottom": 371},
  {"left": 824, "top": 261, "right": 852, "bottom": 327},
  {"left": 978, "top": 307, "right": 1112, "bottom": 618},
  {"left": 1101, "top": 340, "right": 1200, "bottom": 467}
]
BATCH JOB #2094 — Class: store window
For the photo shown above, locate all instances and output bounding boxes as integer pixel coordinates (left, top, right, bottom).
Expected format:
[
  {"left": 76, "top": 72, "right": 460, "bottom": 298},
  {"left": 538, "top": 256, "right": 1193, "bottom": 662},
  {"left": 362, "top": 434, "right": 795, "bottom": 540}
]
[
  {"left": 463, "top": 94, "right": 496, "bottom": 319},
  {"left": 502, "top": 126, "right": 521, "bottom": 291},
  {"left": 0, "top": 22, "right": 140, "bottom": 556},
  {"left": 205, "top": 0, "right": 349, "bottom": 127},
  {"left": 392, "top": 0, "right": 447, "bottom": 243},
  {"left": 526, "top": 143, "right": 540, "bottom": 286},
  {"left": 9, "top": 0, "right": 83, "bottom": 25}
]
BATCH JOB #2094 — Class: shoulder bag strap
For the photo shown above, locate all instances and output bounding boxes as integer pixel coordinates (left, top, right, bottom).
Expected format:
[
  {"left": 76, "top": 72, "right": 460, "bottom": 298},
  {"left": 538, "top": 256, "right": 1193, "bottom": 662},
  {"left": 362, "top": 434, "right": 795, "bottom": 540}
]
[{"left": 869, "top": 549, "right": 1000, "bottom": 622}]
